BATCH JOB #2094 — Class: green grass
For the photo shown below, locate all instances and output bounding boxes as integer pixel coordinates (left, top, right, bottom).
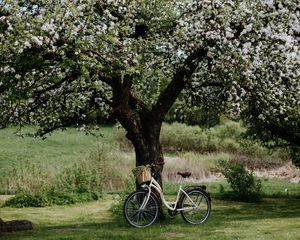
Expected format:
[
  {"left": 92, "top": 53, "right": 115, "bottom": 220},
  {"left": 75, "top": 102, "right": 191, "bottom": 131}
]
[
  {"left": 0, "top": 126, "right": 116, "bottom": 177},
  {"left": 1, "top": 196, "right": 300, "bottom": 240},
  {"left": 1, "top": 124, "right": 300, "bottom": 239},
  {"left": 162, "top": 179, "right": 300, "bottom": 199}
]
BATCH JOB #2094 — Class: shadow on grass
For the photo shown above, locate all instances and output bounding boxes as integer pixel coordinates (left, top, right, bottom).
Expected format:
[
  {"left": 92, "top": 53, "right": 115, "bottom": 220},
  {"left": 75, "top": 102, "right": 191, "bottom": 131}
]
[
  {"left": 211, "top": 198, "right": 300, "bottom": 225},
  {"left": 35, "top": 198, "right": 300, "bottom": 229}
]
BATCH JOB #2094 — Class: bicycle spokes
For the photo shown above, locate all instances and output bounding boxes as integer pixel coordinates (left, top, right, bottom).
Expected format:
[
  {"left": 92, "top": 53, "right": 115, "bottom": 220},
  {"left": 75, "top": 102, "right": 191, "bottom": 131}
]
[
  {"left": 179, "top": 189, "right": 211, "bottom": 224},
  {"left": 124, "top": 191, "right": 159, "bottom": 228}
]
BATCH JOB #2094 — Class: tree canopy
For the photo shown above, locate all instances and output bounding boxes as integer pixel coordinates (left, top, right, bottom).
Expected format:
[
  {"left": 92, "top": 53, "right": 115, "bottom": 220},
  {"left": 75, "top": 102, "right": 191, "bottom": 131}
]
[{"left": 0, "top": 0, "right": 299, "bottom": 166}]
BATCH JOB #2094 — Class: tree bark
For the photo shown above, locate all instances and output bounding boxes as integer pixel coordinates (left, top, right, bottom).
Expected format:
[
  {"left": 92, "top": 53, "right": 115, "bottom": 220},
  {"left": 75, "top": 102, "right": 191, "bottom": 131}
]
[
  {"left": 131, "top": 121, "right": 165, "bottom": 186},
  {"left": 103, "top": 48, "right": 208, "bottom": 188}
]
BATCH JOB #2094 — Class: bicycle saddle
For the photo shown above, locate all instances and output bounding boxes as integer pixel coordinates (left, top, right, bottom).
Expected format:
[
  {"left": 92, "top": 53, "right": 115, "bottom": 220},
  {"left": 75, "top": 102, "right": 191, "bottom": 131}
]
[{"left": 177, "top": 171, "right": 191, "bottom": 178}]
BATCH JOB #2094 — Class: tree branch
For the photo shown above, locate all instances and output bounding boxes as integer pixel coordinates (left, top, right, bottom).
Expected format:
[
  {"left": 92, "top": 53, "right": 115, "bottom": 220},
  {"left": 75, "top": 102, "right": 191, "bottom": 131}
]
[
  {"left": 151, "top": 48, "right": 208, "bottom": 122},
  {"left": 129, "top": 93, "right": 149, "bottom": 113},
  {"left": 32, "top": 68, "right": 80, "bottom": 98}
]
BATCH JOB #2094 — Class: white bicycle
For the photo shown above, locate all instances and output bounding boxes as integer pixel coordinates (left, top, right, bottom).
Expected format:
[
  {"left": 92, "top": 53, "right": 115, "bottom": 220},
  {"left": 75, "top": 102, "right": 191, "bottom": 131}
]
[{"left": 124, "top": 165, "right": 211, "bottom": 228}]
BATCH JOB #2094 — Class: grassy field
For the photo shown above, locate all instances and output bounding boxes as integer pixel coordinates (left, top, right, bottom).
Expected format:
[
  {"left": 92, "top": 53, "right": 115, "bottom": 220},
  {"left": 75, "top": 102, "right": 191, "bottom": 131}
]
[
  {"left": 1, "top": 124, "right": 300, "bottom": 239},
  {"left": 0, "top": 126, "right": 116, "bottom": 177},
  {"left": 1, "top": 196, "right": 300, "bottom": 240}
]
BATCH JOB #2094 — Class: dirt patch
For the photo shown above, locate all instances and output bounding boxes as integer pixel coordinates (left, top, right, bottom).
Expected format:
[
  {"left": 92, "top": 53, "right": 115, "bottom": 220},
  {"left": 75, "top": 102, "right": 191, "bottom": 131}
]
[
  {"left": 231, "top": 156, "right": 300, "bottom": 183},
  {"left": 231, "top": 155, "right": 285, "bottom": 170},
  {"left": 163, "top": 156, "right": 300, "bottom": 183},
  {"left": 163, "top": 156, "right": 222, "bottom": 182},
  {"left": 254, "top": 161, "right": 300, "bottom": 183}
]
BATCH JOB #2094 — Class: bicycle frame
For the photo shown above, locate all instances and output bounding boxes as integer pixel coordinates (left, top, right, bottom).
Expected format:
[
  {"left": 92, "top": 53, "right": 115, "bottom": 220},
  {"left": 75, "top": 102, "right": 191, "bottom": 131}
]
[{"left": 140, "top": 177, "right": 199, "bottom": 212}]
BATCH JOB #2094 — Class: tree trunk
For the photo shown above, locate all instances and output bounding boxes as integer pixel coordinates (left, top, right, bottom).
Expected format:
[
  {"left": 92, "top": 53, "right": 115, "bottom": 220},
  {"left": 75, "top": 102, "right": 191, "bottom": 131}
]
[
  {"left": 134, "top": 137, "right": 164, "bottom": 186},
  {"left": 127, "top": 122, "right": 165, "bottom": 187},
  {"left": 109, "top": 49, "right": 208, "bottom": 187},
  {"left": 122, "top": 119, "right": 166, "bottom": 219}
]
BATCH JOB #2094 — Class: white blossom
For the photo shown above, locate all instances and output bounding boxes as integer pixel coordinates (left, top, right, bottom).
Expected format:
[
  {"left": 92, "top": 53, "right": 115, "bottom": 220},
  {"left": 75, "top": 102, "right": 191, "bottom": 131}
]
[
  {"left": 32, "top": 36, "right": 43, "bottom": 46},
  {"left": 24, "top": 40, "right": 31, "bottom": 48},
  {"left": 265, "top": 0, "right": 274, "bottom": 7}
]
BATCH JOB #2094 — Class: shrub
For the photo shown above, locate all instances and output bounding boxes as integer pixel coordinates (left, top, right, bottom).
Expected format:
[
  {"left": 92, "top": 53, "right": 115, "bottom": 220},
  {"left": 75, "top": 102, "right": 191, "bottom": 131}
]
[
  {"left": 161, "top": 122, "right": 288, "bottom": 161},
  {"left": 159, "top": 121, "right": 255, "bottom": 154},
  {"left": 116, "top": 121, "right": 288, "bottom": 162},
  {"left": 4, "top": 193, "right": 48, "bottom": 208},
  {"left": 217, "top": 160, "right": 262, "bottom": 202},
  {"left": 3, "top": 191, "right": 101, "bottom": 208}
]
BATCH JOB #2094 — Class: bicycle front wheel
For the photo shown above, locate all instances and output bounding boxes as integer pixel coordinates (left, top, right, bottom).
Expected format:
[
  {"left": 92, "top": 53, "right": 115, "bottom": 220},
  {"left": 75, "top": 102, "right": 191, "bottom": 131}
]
[
  {"left": 124, "top": 190, "right": 159, "bottom": 228},
  {"left": 179, "top": 188, "right": 211, "bottom": 224}
]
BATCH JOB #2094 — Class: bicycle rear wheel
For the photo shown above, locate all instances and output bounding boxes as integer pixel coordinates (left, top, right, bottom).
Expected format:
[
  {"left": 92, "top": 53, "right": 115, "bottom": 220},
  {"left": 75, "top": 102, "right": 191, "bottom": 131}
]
[
  {"left": 124, "top": 190, "right": 159, "bottom": 228},
  {"left": 179, "top": 188, "right": 211, "bottom": 224}
]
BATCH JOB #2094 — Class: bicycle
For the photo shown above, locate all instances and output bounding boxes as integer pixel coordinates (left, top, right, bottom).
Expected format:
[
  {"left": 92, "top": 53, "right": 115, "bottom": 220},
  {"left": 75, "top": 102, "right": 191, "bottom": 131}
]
[{"left": 124, "top": 164, "right": 211, "bottom": 228}]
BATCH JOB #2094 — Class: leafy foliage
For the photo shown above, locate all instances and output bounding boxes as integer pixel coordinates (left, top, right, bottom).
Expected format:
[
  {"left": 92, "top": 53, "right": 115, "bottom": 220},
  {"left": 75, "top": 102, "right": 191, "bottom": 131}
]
[
  {"left": 0, "top": 0, "right": 299, "bottom": 156},
  {"left": 290, "top": 147, "right": 300, "bottom": 167},
  {"left": 218, "top": 160, "right": 262, "bottom": 202},
  {"left": 3, "top": 191, "right": 100, "bottom": 208},
  {"left": 165, "top": 100, "right": 220, "bottom": 127}
]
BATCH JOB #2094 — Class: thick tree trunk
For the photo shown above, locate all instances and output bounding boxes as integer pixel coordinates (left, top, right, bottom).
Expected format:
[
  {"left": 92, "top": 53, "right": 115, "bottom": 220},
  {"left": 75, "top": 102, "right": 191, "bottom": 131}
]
[
  {"left": 109, "top": 48, "right": 207, "bottom": 220},
  {"left": 107, "top": 49, "right": 208, "bottom": 189},
  {"left": 123, "top": 120, "right": 166, "bottom": 220},
  {"left": 127, "top": 122, "right": 165, "bottom": 187},
  {"left": 134, "top": 137, "right": 164, "bottom": 185}
]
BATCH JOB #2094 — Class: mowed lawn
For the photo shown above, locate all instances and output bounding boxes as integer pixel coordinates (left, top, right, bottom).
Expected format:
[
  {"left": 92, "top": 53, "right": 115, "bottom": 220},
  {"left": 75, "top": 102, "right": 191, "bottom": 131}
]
[{"left": 1, "top": 196, "right": 300, "bottom": 240}]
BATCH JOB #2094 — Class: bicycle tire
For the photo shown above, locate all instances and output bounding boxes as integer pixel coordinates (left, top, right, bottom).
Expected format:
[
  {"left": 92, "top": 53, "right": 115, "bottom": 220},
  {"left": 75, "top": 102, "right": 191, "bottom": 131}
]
[
  {"left": 178, "top": 188, "right": 211, "bottom": 224},
  {"left": 124, "top": 190, "right": 159, "bottom": 228}
]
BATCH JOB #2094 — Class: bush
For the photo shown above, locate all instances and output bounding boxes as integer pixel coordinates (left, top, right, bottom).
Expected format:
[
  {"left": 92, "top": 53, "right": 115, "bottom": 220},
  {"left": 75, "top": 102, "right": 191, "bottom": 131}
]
[
  {"left": 4, "top": 193, "right": 48, "bottom": 208},
  {"left": 217, "top": 160, "right": 262, "bottom": 202},
  {"left": 160, "top": 121, "right": 263, "bottom": 155},
  {"left": 3, "top": 191, "right": 101, "bottom": 208},
  {"left": 116, "top": 121, "right": 288, "bottom": 162}
]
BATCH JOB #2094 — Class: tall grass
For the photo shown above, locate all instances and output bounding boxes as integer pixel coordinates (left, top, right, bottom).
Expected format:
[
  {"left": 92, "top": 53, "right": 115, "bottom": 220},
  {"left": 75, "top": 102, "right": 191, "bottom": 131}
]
[
  {"left": 0, "top": 143, "right": 135, "bottom": 205},
  {"left": 163, "top": 152, "right": 230, "bottom": 181},
  {"left": 115, "top": 121, "right": 291, "bottom": 183}
]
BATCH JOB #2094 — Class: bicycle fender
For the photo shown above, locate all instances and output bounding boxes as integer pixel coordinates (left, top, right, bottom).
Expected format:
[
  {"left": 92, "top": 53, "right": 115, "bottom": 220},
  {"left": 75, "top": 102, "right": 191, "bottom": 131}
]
[{"left": 183, "top": 186, "right": 211, "bottom": 201}]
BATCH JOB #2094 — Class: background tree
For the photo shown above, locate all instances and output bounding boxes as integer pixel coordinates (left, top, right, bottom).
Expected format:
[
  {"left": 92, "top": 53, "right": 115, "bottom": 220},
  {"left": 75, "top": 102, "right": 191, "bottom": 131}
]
[{"left": 0, "top": 0, "right": 299, "bottom": 189}]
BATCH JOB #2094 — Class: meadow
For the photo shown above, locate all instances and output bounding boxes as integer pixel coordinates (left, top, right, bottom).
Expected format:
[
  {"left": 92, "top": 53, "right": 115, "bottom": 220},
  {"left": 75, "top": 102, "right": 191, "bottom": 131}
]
[
  {"left": 0, "top": 126, "right": 116, "bottom": 178},
  {"left": 1, "top": 122, "right": 300, "bottom": 239}
]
